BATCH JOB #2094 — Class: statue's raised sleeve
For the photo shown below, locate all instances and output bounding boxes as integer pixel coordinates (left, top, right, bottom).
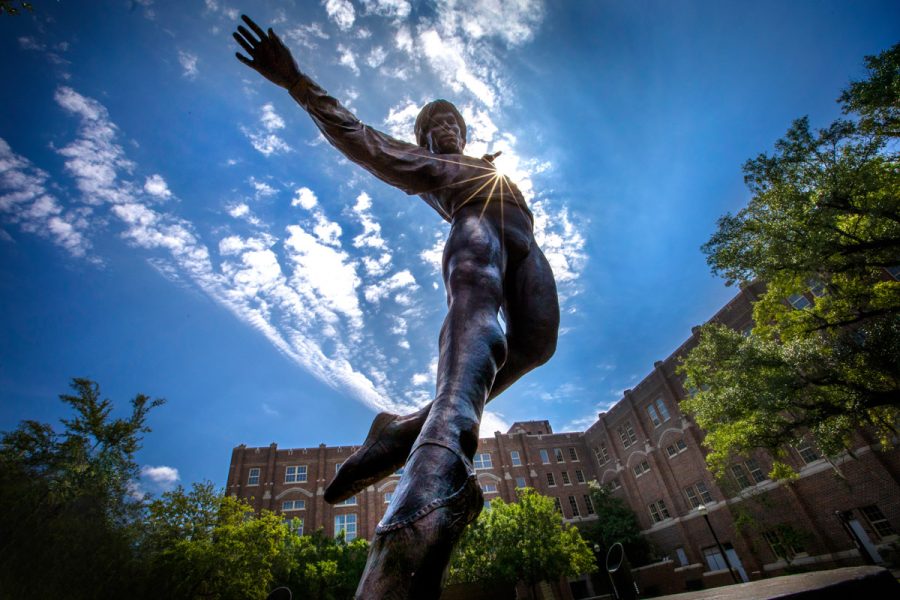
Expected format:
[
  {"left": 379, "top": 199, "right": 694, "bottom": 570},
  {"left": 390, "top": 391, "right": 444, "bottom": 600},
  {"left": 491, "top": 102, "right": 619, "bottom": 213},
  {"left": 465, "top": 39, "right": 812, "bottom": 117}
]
[{"left": 289, "top": 75, "right": 456, "bottom": 197}]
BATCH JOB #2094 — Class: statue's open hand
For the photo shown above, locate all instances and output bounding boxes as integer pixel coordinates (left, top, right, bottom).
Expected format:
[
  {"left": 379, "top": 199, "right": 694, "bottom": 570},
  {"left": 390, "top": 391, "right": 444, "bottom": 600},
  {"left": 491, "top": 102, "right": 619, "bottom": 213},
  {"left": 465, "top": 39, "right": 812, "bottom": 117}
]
[{"left": 234, "top": 15, "right": 300, "bottom": 89}]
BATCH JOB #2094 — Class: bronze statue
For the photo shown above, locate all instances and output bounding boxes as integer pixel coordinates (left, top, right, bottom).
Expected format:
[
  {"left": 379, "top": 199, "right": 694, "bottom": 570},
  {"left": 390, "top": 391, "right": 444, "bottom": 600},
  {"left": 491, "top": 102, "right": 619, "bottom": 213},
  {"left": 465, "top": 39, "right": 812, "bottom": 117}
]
[{"left": 234, "top": 15, "right": 559, "bottom": 598}]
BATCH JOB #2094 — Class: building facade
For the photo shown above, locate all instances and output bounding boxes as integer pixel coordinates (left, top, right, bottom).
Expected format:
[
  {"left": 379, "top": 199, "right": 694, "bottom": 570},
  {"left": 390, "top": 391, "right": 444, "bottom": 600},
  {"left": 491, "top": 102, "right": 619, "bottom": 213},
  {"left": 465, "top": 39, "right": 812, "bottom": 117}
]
[{"left": 226, "top": 281, "right": 900, "bottom": 582}]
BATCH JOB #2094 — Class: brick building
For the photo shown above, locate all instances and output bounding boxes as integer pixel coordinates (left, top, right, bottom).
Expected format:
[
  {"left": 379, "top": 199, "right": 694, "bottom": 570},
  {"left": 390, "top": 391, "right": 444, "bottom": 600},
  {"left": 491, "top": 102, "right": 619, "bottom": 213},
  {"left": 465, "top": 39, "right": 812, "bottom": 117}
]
[{"left": 226, "top": 281, "right": 900, "bottom": 584}]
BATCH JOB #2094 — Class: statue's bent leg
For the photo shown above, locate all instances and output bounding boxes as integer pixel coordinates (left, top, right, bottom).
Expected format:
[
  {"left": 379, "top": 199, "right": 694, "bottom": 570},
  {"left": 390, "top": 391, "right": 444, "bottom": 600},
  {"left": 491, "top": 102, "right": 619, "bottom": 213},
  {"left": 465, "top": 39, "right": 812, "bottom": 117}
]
[
  {"left": 327, "top": 230, "right": 559, "bottom": 504},
  {"left": 355, "top": 211, "right": 506, "bottom": 599}
]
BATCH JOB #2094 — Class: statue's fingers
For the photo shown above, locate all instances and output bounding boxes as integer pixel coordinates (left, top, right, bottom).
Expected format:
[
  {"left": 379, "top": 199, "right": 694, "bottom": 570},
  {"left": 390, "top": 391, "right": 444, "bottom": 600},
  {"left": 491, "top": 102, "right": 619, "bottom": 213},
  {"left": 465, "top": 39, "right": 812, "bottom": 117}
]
[
  {"left": 235, "top": 52, "right": 254, "bottom": 68},
  {"left": 233, "top": 32, "right": 254, "bottom": 56},
  {"left": 237, "top": 25, "right": 259, "bottom": 46},
  {"left": 242, "top": 15, "right": 267, "bottom": 40}
]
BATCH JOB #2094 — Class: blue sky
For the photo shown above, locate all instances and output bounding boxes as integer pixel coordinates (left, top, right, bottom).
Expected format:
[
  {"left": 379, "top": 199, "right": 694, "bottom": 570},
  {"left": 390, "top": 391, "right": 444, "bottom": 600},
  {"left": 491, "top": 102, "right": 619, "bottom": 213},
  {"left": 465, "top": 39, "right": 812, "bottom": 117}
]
[{"left": 1, "top": 0, "right": 898, "bottom": 495}]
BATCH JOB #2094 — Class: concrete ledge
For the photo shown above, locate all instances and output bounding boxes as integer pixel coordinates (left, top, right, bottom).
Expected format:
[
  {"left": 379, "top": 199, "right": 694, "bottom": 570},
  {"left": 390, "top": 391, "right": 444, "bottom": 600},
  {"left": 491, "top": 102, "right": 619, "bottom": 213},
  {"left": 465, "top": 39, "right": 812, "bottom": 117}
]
[{"left": 655, "top": 566, "right": 899, "bottom": 599}]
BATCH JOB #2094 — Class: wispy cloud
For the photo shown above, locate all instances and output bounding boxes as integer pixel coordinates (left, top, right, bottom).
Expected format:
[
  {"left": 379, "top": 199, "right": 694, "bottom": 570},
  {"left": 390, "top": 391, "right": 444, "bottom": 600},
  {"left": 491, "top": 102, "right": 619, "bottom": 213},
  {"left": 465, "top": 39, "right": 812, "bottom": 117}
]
[{"left": 178, "top": 50, "right": 199, "bottom": 79}]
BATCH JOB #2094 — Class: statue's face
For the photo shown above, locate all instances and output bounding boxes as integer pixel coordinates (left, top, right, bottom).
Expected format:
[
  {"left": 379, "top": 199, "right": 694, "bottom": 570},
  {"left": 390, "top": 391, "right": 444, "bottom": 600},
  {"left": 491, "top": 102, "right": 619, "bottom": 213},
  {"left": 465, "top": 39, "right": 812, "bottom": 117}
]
[{"left": 423, "top": 108, "right": 465, "bottom": 154}]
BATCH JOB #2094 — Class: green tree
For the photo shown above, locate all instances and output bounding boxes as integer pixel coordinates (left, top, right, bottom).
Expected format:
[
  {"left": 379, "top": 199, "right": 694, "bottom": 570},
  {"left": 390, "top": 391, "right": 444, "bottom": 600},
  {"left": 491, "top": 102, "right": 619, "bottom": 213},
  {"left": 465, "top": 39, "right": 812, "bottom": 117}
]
[
  {"left": 142, "top": 482, "right": 290, "bottom": 599},
  {"left": 273, "top": 529, "right": 369, "bottom": 600},
  {"left": 0, "top": 378, "right": 164, "bottom": 598},
  {"left": 680, "top": 44, "right": 900, "bottom": 476},
  {"left": 449, "top": 488, "right": 596, "bottom": 598},
  {"left": 586, "top": 482, "right": 653, "bottom": 567}
]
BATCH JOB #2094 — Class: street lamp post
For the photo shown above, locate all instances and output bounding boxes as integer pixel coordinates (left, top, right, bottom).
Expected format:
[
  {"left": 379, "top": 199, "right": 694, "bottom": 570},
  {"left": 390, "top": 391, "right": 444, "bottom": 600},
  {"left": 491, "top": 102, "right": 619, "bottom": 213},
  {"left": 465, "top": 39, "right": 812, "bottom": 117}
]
[{"left": 697, "top": 504, "right": 740, "bottom": 584}]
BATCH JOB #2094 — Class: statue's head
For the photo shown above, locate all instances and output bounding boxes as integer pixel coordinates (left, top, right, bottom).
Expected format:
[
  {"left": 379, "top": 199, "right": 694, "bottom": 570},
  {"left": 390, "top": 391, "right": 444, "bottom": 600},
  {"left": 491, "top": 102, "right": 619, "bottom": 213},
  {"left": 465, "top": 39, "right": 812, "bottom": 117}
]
[{"left": 415, "top": 99, "right": 466, "bottom": 154}]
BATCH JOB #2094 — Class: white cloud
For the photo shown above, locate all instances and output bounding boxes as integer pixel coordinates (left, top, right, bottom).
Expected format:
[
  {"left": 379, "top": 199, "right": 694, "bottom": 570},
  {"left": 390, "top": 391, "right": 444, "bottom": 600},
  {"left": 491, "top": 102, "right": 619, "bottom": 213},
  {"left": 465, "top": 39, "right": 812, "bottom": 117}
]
[
  {"left": 0, "top": 137, "right": 91, "bottom": 257},
  {"left": 144, "top": 174, "right": 172, "bottom": 199},
  {"left": 141, "top": 465, "right": 180, "bottom": 491},
  {"left": 250, "top": 177, "right": 277, "bottom": 199},
  {"left": 337, "top": 44, "right": 360, "bottom": 76},
  {"left": 292, "top": 186, "right": 318, "bottom": 210},
  {"left": 365, "top": 45, "right": 388, "bottom": 68},
  {"left": 284, "top": 22, "right": 330, "bottom": 49},
  {"left": 479, "top": 410, "right": 509, "bottom": 437},
  {"left": 383, "top": 100, "right": 420, "bottom": 143},
  {"left": 361, "top": 0, "right": 411, "bottom": 19},
  {"left": 178, "top": 50, "right": 199, "bottom": 79},
  {"left": 364, "top": 269, "right": 418, "bottom": 304},
  {"left": 242, "top": 104, "right": 292, "bottom": 156},
  {"left": 323, "top": 0, "right": 356, "bottom": 31},
  {"left": 260, "top": 103, "right": 285, "bottom": 131},
  {"left": 350, "top": 191, "right": 392, "bottom": 276},
  {"left": 419, "top": 28, "right": 495, "bottom": 107}
]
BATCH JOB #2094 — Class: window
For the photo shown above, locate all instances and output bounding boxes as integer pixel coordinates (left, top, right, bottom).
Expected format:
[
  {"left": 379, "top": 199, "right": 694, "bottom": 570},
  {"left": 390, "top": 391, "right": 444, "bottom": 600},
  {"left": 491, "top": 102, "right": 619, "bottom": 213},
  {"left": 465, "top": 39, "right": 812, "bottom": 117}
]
[
  {"left": 648, "top": 500, "right": 670, "bottom": 523},
  {"left": 647, "top": 403, "right": 661, "bottom": 427},
  {"left": 282, "top": 499, "right": 305, "bottom": 511},
  {"left": 808, "top": 279, "right": 827, "bottom": 297},
  {"left": 546, "top": 472, "right": 556, "bottom": 487},
  {"left": 569, "top": 496, "right": 580, "bottom": 517},
  {"left": 731, "top": 464, "right": 751, "bottom": 489},
  {"left": 860, "top": 505, "right": 895, "bottom": 539},
  {"left": 248, "top": 467, "right": 260, "bottom": 485},
  {"left": 510, "top": 450, "right": 522, "bottom": 467},
  {"left": 334, "top": 513, "right": 357, "bottom": 541},
  {"left": 583, "top": 494, "right": 595, "bottom": 515},
  {"left": 763, "top": 529, "right": 802, "bottom": 560},
  {"left": 684, "top": 485, "right": 700, "bottom": 509},
  {"left": 337, "top": 495, "right": 357, "bottom": 506},
  {"left": 575, "top": 469, "right": 585, "bottom": 484},
  {"left": 568, "top": 447, "right": 579, "bottom": 461},
  {"left": 675, "top": 547, "right": 689, "bottom": 567},
  {"left": 618, "top": 422, "right": 637, "bottom": 448},
  {"left": 554, "top": 448, "right": 565, "bottom": 463},
  {"left": 796, "top": 441, "right": 819, "bottom": 464},
  {"left": 632, "top": 460, "right": 651, "bottom": 477},
  {"left": 384, "top": 491, "right": 393, "bottom": 504},
  {"left": 607, "top": 478, "right": 621, "bottom": 491},
  {"left": 703, "top": 546, "right": 729, "bottom": 571},
  {"left": 560, "top": 471, "right": 570, "bottom": 485},
  {"left": 484, "top": 499, "right": 493, "bottom": 510},
  {"left": 595, "top": 443, "right": 610, "bottom": 465},
  {"left": 788, "top": 293, "right": 811, "bottom": 309},
  {"left": 655, "top": 398, "right": 671, "bottom": 422},
  {"left": 285, "top": 517, "right": 303, "bottom": 536},
  {"left": 481, "top": 483, "right": 498, "bottom": 494},
  {"left": 540, "top": 449, "right": 550, "bottom": 464},
  {"left": 746, "top": 458, "right": 766, "bottom": 483},
  {"left": 554, "top": 497, "right": 562, "bottom": 513},
  {"left": 285, "top": 465, "right": 307, "bottom": 483},
  {"left": 666, "top": 439, "right": 687, "bottom": 457},
  {"left": 684, "top": 482, "right": 712, "bottom": 508},
  {"left": 335, "top": 462, "right": 342, "bottom": 473},
  {"left": 474, "top": 452, "right": 493, "bottom": 469},
  {"left": 515, "top": 476, "right": 527, "bottom": 488},
  {"left": 696, "top": 481, "right": 713, "bottom": 504}
]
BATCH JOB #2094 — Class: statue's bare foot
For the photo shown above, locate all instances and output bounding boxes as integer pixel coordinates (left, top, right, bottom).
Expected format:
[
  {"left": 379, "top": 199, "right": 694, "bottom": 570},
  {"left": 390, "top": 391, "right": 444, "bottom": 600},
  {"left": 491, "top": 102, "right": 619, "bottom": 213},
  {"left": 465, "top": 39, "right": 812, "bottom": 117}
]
[
  {"left": 324, "top": 411, "right": 417, "bottom": 504},
  {"left": 355, "top": 441, "right": 483, "bottom": 599}
]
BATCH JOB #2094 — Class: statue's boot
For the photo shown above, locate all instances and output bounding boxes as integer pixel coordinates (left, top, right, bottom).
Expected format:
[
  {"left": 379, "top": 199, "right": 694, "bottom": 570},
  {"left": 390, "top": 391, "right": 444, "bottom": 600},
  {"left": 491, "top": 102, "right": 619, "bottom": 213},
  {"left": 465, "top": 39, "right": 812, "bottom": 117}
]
[
  {"left": 324, "top": 411, "right": 423, "bottom": 504},
  {"left": 355, "top": 438, "right": 483, "bottom": 600}
]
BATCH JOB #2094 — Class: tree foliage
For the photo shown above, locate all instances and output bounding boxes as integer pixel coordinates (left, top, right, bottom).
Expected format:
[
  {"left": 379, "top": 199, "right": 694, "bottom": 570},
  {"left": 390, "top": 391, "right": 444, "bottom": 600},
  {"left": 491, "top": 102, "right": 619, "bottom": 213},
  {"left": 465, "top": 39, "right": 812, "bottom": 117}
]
[
  {"left": 448, "top": 488, "right": 596, "bottom": 591},
  {"left": 0, "top": 378, "right": 164, "bottom": 598},
  {"left": 585, "top": 482, "right": 653, "bottom": 567},
  {"left": 680, "top": 43, "right": 900, "bottom": 476},
  {"left": 0, "top": 378, "right": 370, "bottom": 599}
]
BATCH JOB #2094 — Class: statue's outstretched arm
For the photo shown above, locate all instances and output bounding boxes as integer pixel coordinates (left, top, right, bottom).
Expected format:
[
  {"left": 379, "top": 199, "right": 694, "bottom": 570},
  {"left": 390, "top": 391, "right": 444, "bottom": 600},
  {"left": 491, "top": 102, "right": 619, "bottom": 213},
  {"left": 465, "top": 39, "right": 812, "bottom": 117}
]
[{"left": 234, "top": 15, "right": 451, "bottom": 196}]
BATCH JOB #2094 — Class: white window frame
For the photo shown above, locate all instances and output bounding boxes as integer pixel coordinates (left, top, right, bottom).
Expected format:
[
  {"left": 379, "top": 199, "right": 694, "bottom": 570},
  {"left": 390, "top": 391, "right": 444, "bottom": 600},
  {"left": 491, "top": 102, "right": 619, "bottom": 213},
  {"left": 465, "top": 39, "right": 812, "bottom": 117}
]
[
  {"left": 554, "top": 448, "right": 565, "bottom": 463},
  {"left": 540, "top": 449, "right": 550, "bottom": 464},
  {"left": 568, "top": 447, "right": 579, "bottom": 462},
  {"left": 583, "top": 494, "right": 595, "bottom": 515},
  {"left": 515, "top": 476, "right": 527, "bottom": 489},
  {"left": 575, "top": 469, "right": 585, "bottom": 484},
  {"left": 337, "top": 495, "right": 358, "bottom": 506},
  {"left": 655, "top": 398, "right": 671, "bottom": 422},
  {"left": 547, "top": 472, "right": 556, "bottom": 487},
  {"left": 595, "top": 443, "right": 610, "bottom": 465},
  {"left": 568, "top": 496, "right": 580, "bottom": 517},
  {"left": 481, "top": 483, "right": 498, "bottom": 494},
  {"left": 247, "top": 467, "right": 260, "bottom": 486},
  {"left": 474, "top": 452, "right": 493, "bottom": 469},
  {"left": 647, "top": 403, "right": 661, "bottom": 427},
  {"left": 561, "top": 471, "right": 571, "bottom": 486},
  {"left": 285, "top": 465, "right": 308, "bottom": 483},
  {"left": 282, "top": 499, "right": 306, "bottom": 511},
  {"left": 334, "top": 513, "right": 357, "bottom": 541},
  {"left": 510, "top": 450, "right": 522, "bottom": 467}
]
